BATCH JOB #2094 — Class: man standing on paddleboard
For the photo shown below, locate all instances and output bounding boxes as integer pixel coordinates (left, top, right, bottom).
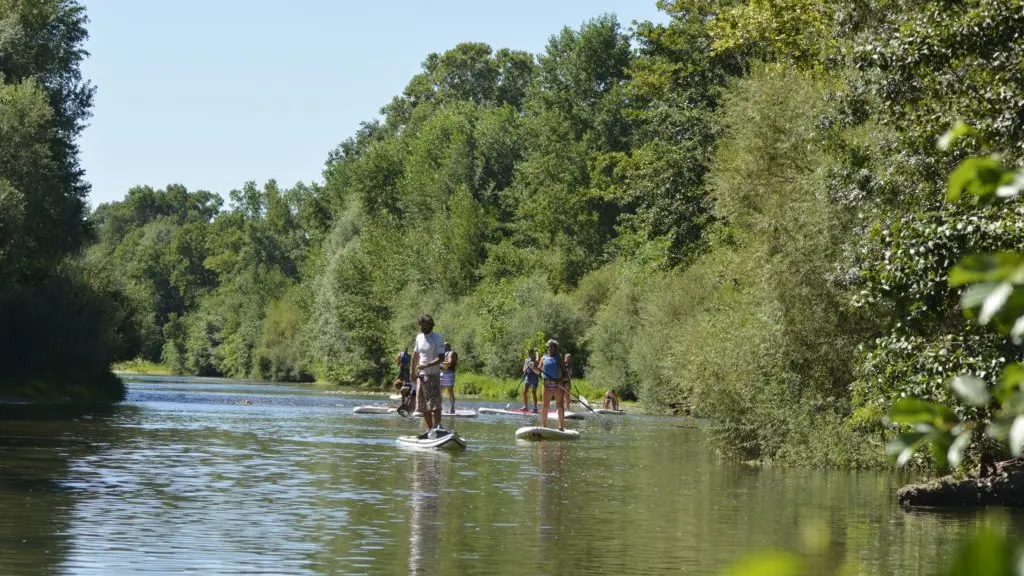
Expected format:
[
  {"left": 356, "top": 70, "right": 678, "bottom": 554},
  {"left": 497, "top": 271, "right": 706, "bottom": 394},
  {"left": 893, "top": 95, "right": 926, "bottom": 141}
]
[{"left": 411, "top": 314, "right": 446, "bottom": 438}]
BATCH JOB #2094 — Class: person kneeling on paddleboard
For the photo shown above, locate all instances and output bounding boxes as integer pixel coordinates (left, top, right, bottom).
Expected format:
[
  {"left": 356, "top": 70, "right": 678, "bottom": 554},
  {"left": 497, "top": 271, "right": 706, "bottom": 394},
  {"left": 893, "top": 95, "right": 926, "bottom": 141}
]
[
  {"left": 603, "top": 389, "right": 619, "bottom": 411},
  {"left": 412, "top": 314, "right": 447, "bottom": 439},
  {"left": 539, "top": 339, "right": 567, "bottom": 431},
  {"left": 394, "top": 377, "right": 416, "bottom": 417}
]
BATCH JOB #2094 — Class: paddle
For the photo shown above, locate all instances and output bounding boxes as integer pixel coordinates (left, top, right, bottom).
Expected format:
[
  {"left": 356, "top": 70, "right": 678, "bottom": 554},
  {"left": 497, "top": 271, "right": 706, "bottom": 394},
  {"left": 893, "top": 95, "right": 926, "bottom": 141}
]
[
  {"left": 535, "top": 366, "right": 613, "bottom": 431},
  {"left": 569, "top": 386, "right": 613, "bottom": 431}
]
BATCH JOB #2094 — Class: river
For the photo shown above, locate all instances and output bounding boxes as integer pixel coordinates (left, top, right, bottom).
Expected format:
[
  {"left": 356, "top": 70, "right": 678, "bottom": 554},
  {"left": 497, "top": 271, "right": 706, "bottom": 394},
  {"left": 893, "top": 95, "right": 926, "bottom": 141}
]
[{"left": 0, "top": 376, "right": 1018, "bottom": 575}]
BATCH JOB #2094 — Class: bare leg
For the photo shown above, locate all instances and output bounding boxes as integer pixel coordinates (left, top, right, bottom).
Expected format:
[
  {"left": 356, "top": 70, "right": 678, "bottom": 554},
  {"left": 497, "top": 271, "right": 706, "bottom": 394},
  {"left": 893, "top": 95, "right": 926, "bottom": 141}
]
[
  {"left": 556, "top": 388, "right": 565, "bottom": 431},
  {"left": 432, "top": 408, "right": 442, "bottom": 429},
  {"left": 522, "top": 386, "right": 528, "bottom": 410},
  {"left": 446, "top": 387, "right": 455, "bottom": 413},
  {"left": 531, "top": 388, "right": 538, "bottom": 411},
  {"left": 540, "top": 388, "right": 552, "bottom": 428}
]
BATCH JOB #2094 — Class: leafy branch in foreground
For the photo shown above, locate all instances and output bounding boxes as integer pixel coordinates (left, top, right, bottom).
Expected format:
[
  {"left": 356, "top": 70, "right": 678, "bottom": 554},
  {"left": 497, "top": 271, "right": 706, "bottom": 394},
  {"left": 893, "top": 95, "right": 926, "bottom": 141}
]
[{"left": 885, "top": 125, "right": 1024, "bottom": 474}]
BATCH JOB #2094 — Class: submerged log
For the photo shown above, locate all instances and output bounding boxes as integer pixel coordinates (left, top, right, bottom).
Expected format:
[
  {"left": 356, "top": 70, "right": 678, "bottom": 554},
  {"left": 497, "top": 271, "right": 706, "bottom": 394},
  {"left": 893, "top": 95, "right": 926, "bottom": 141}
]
[{"left": 898, "top": 458, "right": 1024, "bottom": 508}]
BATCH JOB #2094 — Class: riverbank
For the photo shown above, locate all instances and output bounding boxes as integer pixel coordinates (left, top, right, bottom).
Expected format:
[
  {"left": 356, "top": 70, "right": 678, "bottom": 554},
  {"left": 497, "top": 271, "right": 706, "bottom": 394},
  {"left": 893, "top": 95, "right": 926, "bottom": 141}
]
[
  {"left": 113, "top": 361, "right": 649, "bottom": 411},
  {"left": 0, "top": 372, "right": 126, "bottom": 411}
]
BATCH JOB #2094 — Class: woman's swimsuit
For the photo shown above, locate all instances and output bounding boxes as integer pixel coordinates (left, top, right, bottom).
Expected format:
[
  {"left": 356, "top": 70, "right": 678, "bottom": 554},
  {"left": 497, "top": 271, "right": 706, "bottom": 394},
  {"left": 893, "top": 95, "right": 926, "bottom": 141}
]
[{"left": 440, "top": 351, "right": 456, "bottom": 388}]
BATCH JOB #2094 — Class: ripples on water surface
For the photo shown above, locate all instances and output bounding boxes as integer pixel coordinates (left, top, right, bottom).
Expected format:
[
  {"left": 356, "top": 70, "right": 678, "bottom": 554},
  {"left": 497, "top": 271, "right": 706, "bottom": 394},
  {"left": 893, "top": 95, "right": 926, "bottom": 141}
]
[{"left": 1, "top": 376, "right": 1021, "bottom": 575}]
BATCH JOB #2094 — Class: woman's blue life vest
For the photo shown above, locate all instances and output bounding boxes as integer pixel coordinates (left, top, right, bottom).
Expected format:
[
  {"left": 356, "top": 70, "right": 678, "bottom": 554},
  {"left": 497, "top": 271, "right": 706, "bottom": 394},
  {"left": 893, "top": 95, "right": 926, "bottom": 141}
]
[{"left": 540, "top": 354, "right": 561, "bottom": 380}]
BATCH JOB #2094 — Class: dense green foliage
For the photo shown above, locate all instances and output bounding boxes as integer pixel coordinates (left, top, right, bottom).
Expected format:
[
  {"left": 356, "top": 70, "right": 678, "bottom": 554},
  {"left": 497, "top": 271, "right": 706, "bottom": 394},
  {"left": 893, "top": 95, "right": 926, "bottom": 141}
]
[
  {"left": 84, "top": 0, "right": 1024, "bottom": 469},
  {"left": 0, "top": 0, "right": 124, "bottom": 403}
]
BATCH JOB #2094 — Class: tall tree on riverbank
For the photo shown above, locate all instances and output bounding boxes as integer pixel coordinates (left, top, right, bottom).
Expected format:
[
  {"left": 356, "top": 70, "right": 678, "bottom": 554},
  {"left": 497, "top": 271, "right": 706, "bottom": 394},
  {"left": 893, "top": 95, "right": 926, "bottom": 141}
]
[{"left": 0, "top": 0, "right": 124, "bottom": 403}]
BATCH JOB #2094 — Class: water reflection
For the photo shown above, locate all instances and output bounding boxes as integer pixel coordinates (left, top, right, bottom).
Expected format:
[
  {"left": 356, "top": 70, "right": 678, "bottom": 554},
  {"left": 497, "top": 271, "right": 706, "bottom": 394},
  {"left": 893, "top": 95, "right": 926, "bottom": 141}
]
[
  {"left": 536, "top": 440, "right": 566, "bottom": 566},
  {"left": 2, "top": 379, "right": 1022, "bottom": 576},
  {"left": 409, "top": 454, "right": 443, "bottom": 574}
]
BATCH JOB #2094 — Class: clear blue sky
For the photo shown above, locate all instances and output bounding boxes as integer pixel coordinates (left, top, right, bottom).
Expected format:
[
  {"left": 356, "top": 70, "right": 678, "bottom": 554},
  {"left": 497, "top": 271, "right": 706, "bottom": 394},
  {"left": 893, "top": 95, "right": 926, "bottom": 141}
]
[{"left": 79, "top": 1, "right": 668, "bottom": 208}]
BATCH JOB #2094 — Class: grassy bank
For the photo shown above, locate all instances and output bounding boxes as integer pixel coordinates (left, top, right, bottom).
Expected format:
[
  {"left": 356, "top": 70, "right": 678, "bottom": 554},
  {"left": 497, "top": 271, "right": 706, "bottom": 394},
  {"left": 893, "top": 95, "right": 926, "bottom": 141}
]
[{"left": 111, "top": 358, "right": 174, "bottom": 375}]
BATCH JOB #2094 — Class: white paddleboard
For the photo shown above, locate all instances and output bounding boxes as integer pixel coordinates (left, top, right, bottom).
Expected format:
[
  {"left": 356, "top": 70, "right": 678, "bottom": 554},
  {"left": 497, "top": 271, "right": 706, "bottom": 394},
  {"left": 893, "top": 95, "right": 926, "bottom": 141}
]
[
  {"left": 396, "top": 431, "right": 467, "bottom": 451},
  {"left": 479, "top": 407, "right": 535, "bottom": 416},
  {"left": 410, "top": 410, "right": 476, "bottom": 418},
  {"left": 515, "top": 426, "right": 580, "bottom": 441},
  {"left": 353, "top": 405, "right": 395, "bottom": 414},
  {"left": 478, "top": 407, "right": 584, "bottom": 419},
  {"left": 593, "top": 408, "right": 625, "bottom": 415}
]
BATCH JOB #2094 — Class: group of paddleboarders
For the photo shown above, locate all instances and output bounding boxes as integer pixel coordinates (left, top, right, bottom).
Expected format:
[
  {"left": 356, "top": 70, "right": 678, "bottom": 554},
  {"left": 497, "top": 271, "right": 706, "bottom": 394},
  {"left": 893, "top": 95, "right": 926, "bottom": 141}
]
[{"left": 396, "top": 313, "right": 617, "bottom": 437}]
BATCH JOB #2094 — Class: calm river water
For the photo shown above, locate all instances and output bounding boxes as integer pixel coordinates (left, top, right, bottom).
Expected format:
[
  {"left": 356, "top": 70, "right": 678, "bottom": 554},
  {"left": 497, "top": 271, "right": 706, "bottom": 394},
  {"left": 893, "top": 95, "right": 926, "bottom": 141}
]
[{"left": 1, "top": 376, "right": 1020, "bottom": 575}]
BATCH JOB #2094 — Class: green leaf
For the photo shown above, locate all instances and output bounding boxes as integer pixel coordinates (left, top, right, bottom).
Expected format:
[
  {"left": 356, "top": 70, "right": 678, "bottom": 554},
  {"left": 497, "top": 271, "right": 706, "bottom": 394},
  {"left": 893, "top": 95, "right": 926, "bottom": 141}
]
[
  {"left": 950, "top": 374, "right": 991, "bottom": 407},
  {"left": 721, "top": 551, "right": 804, "bottom": 576},
  {"left": 946, "top": 156, "right": 1012, "bottom": 203},
  {"left": 949, "top": 253, "right": 1024, "bottom": 287},
  {"left": 928, "top": 430, "right": 954, "bottom": 472},
  {"left": 961, "top": 282, "right": 1000, "bottom": 311},
  {"left": 888, "top": 398, "right": 958, "bottom": 428},
  {"left": 948, "top": 429, "right": 972, "bottom": 469},
  {"left": 886, "top": 431, "right": 926, "bottom": 457},
  {"left": 996, "top": 364, "right": 1024, "bottom": 404},
  {"left": 995, "top": 171, "right": 1024, "bottom": 199},
  {"left": 1010, "top": 416, "right": 1024, "bottom": 457},
  {"left": 937, "top": 121, "right": 976, "bottom": 152},
  {"left": 979, "top": 283, "right": 1013, "bottom": 325},
  {"left": 942, "top": 526, "right": 1017, "bottom": 576}
]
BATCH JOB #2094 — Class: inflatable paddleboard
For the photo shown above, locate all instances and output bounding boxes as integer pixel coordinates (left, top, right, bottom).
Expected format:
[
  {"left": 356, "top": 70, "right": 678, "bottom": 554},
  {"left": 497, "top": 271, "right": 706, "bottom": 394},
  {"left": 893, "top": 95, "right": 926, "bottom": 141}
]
[
  {"left": 396, "top": 431, "right": 467, "bottom": 451},
  {"left": 479, "top": 407, "right": 534, "bottom": 416},
  {"left": 478, "top": 407, "right": 584, "bottom": 419},
  {"left": 515, "top": 426, "right": 580, "bottom": 441},
  {"left": 410, "top": 409, "right": 477, "bottom": 418},
  {"left": 353, "top": 405, "right": 395, "bottom": 414},
  {"left": 593, "top": 408, "right": 625, "bottom": 415}
]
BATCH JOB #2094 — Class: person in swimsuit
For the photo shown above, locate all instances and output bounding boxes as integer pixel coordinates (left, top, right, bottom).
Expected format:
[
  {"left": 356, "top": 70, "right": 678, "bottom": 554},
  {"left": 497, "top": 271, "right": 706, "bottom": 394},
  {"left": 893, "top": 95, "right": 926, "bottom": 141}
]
[
  {"left": 539, "top": 339, "right": 567, "bottom": 431},
  {"left": 439, "top": 342, "right": 458, "bottom": 414},
  {"left": 561, "top": 353, "right": 574, "bottom": 414},
  {"left": 521, "top": 348, "right": 540, "bottom": 412},
  {"left": 603, "top": 389, "right": 619, "bottom": 410}
]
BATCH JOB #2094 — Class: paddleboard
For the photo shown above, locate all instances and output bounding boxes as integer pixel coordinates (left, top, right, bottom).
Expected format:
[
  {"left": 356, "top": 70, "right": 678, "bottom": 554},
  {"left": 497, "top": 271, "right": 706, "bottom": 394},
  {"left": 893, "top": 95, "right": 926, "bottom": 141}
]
[
  {"left": 515, "top": 426, "right": 580, "bottom": 441},
  {"left": 593, "top": 408, "right": 625, "bottom": 415},
  {"left": 479, "top": 407, "right": 534, "bottom": 416},
  {"left": 389, "top": 394, "right": 402, "bottom": 401},
  {"left": 353, "top": 405, "right": 395, "bottom": 414},
  {"left": 396, "top": 431, "right": 467, "bottom": 451},
  {"left": 478, "top": 407, "right": 584, "bottom": 419},
  {"left": 410, "top": 409, "right": 477, "bottom": 418}
]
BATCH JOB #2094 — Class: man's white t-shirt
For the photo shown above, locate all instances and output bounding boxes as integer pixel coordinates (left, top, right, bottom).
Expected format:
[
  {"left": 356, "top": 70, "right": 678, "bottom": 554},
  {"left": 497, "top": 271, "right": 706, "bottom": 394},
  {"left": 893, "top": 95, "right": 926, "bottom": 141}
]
[{"left": 415, "top": 331, "right": 445, "bottom": 375}]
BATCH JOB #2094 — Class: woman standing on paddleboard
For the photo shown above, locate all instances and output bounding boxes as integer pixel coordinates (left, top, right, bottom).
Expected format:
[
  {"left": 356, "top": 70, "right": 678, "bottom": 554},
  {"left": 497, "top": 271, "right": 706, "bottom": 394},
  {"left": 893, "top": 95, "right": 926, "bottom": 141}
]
[
  {"left": 539, "top": 339, "right": 567, "bottom": 431},
  {"left": 521, "top": 348, "right": 540, "bottom": 413}
]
